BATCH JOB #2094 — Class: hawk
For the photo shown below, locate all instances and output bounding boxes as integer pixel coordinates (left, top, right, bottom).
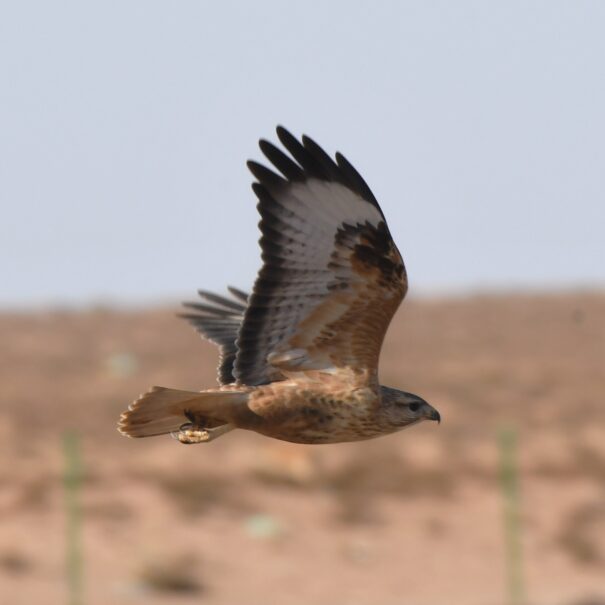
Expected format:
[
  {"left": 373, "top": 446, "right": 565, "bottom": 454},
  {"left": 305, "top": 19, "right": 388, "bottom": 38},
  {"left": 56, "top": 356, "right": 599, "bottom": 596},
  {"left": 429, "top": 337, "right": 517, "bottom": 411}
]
[{"left": 118, "top": 127, "right": 440, "bottom": 445}]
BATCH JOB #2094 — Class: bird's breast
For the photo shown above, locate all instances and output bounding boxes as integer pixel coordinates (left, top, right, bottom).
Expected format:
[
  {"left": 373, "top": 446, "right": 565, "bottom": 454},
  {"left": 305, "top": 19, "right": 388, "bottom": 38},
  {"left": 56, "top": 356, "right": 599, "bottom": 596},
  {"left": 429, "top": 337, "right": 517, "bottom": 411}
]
[{"left": 244, "top": 383, "right": 389, "bottom": 444}]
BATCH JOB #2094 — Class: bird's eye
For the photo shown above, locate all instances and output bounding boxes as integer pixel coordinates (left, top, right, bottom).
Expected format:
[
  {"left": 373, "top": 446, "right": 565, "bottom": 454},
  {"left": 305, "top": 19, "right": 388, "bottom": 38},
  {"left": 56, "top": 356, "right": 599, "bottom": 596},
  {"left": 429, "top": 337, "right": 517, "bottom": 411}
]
[{"left": 408, "top": 402, "right": 421, "bottom": 412}]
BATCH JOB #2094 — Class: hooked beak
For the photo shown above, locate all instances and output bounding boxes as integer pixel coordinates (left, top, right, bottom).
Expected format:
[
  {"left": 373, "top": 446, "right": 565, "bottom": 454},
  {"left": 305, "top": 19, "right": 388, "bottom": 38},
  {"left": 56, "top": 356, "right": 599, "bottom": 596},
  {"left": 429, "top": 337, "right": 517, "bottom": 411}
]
[{"left": 428, "top": 408, "right": 441, "bottom": 424}]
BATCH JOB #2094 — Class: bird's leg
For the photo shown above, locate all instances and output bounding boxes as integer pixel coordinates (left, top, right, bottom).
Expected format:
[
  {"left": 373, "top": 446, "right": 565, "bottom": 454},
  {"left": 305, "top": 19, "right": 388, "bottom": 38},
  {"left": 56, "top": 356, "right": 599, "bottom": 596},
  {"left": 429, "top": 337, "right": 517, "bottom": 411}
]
[
  {"left": 173, "top": 422, "right": 209, "bottom": 444},
  {"left": 173, "top": 423, "right": 235, "bottom": 444},
  {"left": 203, "top": 423, "right": 234, "bottom": 441},
  {"left": 172, "top": 411, "right": 234, "bottom": 444}
]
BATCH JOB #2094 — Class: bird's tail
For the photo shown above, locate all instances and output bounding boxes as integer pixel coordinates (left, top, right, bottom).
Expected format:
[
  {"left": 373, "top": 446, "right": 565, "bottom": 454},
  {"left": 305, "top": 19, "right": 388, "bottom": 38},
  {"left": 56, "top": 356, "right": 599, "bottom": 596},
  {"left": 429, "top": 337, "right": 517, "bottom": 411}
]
[{"left": 118, "top": 386, "right": 249, "bottom": 438}]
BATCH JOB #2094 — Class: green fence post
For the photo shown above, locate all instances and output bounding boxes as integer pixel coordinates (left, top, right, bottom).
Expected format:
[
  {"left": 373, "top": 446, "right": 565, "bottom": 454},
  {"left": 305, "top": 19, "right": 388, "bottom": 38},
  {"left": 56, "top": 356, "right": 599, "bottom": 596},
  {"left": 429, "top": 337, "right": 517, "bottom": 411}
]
[
  {"left": 63, "top": 431, "right": 84, "bottom": 605},
  {"left": 498, "top": 426, "right": 526, "bottom": 605}
]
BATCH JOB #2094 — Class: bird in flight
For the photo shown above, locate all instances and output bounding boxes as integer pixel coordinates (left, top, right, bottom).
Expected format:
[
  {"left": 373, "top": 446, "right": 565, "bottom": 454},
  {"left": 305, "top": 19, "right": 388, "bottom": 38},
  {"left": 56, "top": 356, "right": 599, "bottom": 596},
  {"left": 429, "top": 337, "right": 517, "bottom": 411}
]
[{"left": 118, "top": 127, "right": 440, "bottom": 445}]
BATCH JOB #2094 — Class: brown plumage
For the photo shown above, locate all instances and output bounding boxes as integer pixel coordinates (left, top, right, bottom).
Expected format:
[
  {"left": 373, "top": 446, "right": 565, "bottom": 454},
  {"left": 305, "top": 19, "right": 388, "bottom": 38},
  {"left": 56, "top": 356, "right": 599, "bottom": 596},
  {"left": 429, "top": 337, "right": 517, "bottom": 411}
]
[{"left": 118, "top": 127, "right": 440, "bottom": 445}]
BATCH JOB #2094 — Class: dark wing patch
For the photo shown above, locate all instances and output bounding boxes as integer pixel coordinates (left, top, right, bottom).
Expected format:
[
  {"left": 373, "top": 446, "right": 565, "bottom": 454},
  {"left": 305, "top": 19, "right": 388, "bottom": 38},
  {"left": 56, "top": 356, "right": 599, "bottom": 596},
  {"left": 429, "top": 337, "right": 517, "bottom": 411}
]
[
  {"left": 179, "top": 288, "right": 249, "bottom": 385},
  {"left": 334, "top": 221, "right": 405, "bottom": 288}
]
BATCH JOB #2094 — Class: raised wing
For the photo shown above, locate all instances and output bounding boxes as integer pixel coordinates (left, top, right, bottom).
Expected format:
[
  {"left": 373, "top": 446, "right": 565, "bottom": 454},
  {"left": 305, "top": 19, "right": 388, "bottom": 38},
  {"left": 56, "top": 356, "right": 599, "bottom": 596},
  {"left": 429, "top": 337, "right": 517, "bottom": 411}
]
[
  {"left": 234, "top": 127, "right": 407, "bottom": 386},
  {"left": 179, "top": 287, "right": 248, "bottom": 385}
]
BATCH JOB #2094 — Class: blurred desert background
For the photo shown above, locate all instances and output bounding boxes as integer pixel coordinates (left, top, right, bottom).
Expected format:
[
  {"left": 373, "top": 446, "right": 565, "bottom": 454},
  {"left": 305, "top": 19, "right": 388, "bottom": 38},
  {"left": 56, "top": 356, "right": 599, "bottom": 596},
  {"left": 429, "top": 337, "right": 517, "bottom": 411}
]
[
  {"left": 3, "top": 3, "right": 605, "bottom": 604},
  {"left": 1, "top": 291, "right": 604, "bottom": 605}
]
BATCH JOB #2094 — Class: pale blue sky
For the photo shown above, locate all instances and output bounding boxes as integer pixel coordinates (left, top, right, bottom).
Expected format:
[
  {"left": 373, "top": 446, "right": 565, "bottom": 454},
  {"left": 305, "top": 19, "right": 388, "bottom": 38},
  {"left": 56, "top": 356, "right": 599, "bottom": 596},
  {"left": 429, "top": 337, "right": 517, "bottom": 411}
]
[{"left": 1, "top": 1, "right": 604, "bottom": 307}]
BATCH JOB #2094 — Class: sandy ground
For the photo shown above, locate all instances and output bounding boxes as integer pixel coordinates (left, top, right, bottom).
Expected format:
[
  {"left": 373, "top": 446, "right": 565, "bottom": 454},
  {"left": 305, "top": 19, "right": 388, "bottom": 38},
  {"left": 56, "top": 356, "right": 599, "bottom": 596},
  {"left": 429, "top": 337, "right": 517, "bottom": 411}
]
[{"left": 1, "top": 292, "right": 604, "bottom": 605}]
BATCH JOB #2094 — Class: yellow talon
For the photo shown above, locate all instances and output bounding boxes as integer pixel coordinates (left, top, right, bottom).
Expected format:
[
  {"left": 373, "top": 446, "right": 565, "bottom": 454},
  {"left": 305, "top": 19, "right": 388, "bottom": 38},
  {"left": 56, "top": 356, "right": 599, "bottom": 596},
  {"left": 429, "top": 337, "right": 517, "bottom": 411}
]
[{"left": 171, "top": 423, "right": 210, "bottom": 444}]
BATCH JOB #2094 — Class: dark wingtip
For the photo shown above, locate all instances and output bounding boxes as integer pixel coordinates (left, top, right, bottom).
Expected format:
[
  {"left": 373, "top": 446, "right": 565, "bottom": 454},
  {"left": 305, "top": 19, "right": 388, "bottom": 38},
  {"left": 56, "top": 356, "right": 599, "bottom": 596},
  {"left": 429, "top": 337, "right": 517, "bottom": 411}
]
[
  {"left": 275, "top": 124, "right": 290, "bottom": 138},
  {"left": 275, "top": 125, "right": 299, "bottom": 150},
  {"left": 227, "top": 286, "right": 249, "bottom": 302}
]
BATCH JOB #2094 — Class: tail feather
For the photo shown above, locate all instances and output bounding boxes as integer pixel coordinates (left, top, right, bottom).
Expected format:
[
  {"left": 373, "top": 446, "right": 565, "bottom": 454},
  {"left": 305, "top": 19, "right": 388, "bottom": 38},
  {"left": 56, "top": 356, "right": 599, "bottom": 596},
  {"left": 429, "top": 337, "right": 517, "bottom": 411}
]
[{"left": 118, "top": 386, "right": 248, "bottom": 438}]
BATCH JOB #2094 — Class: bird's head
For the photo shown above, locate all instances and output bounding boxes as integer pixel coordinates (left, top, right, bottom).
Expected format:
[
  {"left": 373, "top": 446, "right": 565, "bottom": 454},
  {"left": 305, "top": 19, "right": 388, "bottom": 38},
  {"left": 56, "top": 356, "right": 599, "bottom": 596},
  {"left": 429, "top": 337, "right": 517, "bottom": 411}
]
[{"left": 379, "top": 386, "right": 441, "bottom": 430}]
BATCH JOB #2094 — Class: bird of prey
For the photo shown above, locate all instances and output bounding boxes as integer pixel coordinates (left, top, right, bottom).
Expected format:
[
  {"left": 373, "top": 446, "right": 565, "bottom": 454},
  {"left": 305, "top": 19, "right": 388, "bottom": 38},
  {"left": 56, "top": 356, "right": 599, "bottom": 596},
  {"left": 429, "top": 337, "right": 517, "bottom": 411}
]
[{"left": 118, "top": 127, "right": 440, "bottom": 445}]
